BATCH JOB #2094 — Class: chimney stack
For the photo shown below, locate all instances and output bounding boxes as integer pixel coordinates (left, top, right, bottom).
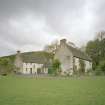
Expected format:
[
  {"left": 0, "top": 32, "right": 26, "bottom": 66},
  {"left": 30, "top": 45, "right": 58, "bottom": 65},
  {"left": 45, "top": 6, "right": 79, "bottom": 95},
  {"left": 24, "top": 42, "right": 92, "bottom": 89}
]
[
  {"left": 16, "top": 50, "right": 21, "bottom": 56},
  {"left": 60, "top": 39, "right": 67, "bottom": 46},
  {"left": 17, "top": 50, "right": 20, "bottom": 54}
]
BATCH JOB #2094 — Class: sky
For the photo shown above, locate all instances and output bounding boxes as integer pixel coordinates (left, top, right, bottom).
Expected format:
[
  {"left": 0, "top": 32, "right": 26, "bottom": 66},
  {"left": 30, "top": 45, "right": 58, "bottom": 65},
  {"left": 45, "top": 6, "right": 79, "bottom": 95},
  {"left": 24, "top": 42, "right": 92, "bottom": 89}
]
[{"left": 0, "top": 0, "right": 105, "bottom": 56}]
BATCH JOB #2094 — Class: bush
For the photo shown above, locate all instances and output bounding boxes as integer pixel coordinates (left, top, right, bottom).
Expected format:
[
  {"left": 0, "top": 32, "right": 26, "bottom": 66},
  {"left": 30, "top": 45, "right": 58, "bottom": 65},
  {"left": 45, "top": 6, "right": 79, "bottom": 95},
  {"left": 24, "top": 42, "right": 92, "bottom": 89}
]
[
  {"left": 48, "top": 59, "right": 61, "bottom": 75},
  {"left": 48, "top": 66, "right": 53, "bottom": 74},
  {"left": 95, "top": 68, "right": 103, "bottom": 76},
  {"left": 1, "top": 73, "right": 7, "bottom": 76},
  {"left": 95, "top": 60, "right": 105, "bottom": 75},
  {"left": 0, "top": 58, "right": 14, "bottom": 75}
]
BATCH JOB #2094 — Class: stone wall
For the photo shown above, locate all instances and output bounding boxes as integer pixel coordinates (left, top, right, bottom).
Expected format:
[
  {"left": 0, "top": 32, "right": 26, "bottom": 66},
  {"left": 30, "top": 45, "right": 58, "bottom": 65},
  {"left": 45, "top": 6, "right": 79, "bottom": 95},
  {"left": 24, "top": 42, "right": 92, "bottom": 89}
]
[
  {"left": 55, "top": 40, "right": 74, "bottom": 75},
  {"left": 55, "top": 39, "right": 92, "bottom": 75},
  {"left": 14, "top": 51, "right": 23, "bottom": 73}
]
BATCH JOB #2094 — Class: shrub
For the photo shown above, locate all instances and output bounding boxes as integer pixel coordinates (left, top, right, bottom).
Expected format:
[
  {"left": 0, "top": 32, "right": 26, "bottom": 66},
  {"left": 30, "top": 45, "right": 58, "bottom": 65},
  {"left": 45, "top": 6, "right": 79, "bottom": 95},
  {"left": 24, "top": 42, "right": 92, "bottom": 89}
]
[
  {"left": 0, "top": 58, "right": 14, "bottom": 75},
  {"left": 95, "top": 60, "right": 105, "bottom": 75},
  {"left": 48, "top": 66, "right": 53, "bottom": 74},
  {"left": 1, "top": 73, "right": 7, "bottom": 76},
  {"left": 52, "top": 59, "right": 61, "bottom": 75},
  {"left": 95, "top": 68, "right": 103, "bottom": 76}
]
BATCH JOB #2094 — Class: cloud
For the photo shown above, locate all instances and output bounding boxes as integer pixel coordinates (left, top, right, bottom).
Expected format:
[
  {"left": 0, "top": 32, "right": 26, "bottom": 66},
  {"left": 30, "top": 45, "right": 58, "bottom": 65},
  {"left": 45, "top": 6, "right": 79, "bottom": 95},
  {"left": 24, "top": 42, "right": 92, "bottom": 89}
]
[
  {"left": 0, "top": 12, "right": 59, "bottom": 56},
  {"left": 0, "top": 0, "right": 105, "bottom": 56}
]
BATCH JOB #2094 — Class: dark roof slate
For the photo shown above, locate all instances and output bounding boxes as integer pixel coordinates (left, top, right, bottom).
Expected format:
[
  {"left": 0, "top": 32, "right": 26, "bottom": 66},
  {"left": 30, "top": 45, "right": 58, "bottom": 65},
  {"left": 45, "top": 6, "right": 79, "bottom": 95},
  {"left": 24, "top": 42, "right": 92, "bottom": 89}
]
[
  {"left": 20, "top": 51, "right": 53, "bottom": 64},
  {"left": 66, "top": 44, "right": 91, "bottom": 61}
]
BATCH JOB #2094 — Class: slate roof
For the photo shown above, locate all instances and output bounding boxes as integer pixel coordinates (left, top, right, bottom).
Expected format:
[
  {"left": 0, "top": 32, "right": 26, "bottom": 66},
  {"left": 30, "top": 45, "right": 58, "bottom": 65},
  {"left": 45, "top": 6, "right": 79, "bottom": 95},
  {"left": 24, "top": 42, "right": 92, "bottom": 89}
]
[
  {"left": 66, "top": 44, "right": 91, "bottom": 61},
  {"left": 20, "top": 51, "right": 54, "bottom": 64}
]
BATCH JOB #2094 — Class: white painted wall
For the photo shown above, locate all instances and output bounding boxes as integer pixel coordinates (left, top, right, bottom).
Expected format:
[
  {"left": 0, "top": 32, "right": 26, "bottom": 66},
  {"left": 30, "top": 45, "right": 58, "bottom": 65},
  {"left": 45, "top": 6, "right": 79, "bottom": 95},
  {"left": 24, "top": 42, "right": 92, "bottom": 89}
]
[
  {"left": 74, "top": 57, "right": 80, "bottom": 71},
  {"left": 22, "top": 63, "right": 47, "bottom": 74},
  {"left": 85, "top": 61, "right": 92, "bottom": 72},
  {"left": 74, "top": 57, "right": 92, "bottom": 73}
]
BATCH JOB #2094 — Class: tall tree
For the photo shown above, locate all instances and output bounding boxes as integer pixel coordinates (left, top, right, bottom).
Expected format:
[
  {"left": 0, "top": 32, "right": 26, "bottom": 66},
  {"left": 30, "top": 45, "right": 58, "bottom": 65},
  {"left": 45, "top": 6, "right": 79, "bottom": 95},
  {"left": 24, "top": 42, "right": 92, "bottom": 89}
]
[{"left": 86, "top": 31, "right": 105, "bottom": 70}]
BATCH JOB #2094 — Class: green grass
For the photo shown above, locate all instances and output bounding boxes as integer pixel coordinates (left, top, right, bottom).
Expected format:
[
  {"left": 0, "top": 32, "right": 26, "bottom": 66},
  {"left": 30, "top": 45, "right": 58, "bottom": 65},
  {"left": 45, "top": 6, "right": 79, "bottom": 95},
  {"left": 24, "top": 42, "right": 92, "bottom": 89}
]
[{"left": 0, "top": 76, "right": 105, "bottom": 105}]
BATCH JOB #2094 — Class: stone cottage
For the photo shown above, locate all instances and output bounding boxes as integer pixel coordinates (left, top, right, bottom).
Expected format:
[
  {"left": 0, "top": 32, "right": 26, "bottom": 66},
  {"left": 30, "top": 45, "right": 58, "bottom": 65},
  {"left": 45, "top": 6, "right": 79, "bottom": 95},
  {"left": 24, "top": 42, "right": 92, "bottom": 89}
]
[
  {"left": 55, "top": 39, "right": 92, "bottom": 75},
  {"left": 14, "top": 51, "right": 53, "bottom": 75},
  {"left": 15, "top": 39, "right": 92, "bottom": 75}
]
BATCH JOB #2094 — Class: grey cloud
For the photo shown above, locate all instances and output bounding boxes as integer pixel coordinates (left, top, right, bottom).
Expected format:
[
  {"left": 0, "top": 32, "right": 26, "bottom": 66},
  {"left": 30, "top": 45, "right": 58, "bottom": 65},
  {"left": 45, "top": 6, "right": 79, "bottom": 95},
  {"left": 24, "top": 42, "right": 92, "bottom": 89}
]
[{"left": 0, "top": 0, "right": 105, "bottom": 56}]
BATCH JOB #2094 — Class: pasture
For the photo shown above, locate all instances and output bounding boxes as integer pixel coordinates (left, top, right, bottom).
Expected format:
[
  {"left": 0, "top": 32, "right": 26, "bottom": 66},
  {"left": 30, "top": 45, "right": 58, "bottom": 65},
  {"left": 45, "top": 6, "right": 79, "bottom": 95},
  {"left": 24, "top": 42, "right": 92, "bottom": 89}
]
[{"left": 0, "top": 76, "right": 105, "bottom": 105}]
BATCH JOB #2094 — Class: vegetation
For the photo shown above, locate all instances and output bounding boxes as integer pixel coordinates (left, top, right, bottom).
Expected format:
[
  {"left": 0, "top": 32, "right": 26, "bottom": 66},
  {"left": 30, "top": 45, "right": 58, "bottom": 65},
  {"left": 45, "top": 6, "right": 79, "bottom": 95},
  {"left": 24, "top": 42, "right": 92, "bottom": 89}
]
[
  {"left": 0, "top": 76, "right": 105, "bottom": 105},
  {"left": 95, "top": 61, "right": 105, "bottom": 75},
  {"left": 86, "top": 39, "right": 100, "bottom": 69},
  {"left": 49, "top": 59, "right": 61, "bottom": 75},
  {"left": 53, "top": 59, "right": 61, "bottom": 75},
  {"left": 86, "top": 31, "right": 105, "bottom": 75},
  {"left": 44, "top": 40, "right": 59, "bottom": 53},
  {"left": 0, "top": 57, "right": 15, "bottom": 75}
]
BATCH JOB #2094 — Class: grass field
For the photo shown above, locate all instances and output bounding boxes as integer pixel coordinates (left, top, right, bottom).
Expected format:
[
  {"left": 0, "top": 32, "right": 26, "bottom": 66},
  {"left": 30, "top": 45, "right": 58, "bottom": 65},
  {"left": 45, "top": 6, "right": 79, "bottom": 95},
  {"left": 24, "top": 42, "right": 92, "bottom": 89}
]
[{"left": 0, "top": 76, "right": 105, "bottom": 105}]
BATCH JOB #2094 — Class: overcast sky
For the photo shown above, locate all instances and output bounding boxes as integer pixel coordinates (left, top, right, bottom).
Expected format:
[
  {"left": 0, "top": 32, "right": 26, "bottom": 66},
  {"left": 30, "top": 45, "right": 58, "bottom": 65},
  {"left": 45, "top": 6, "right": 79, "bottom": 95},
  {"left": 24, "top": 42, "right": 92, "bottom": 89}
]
[{"left": 0, "top": 0, "right": 105, "bottom": 56}]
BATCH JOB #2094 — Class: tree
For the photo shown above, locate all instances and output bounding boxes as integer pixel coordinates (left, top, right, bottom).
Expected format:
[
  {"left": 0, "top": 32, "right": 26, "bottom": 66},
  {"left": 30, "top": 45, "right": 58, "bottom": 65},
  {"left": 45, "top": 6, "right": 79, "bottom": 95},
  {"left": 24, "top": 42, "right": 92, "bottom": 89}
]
[
  {"left": 0, "top": 58, "right": 14, "bottom": 75},
  {"left": 86, "top": 31, "right": 105, "bottom": 71},
  {"left": 99, "top": 39, "right": 105, "bottom": 61},
  {"left": 52, "top": 59, "right": 61, "bottom": 75},
  {"left": 95, "top": 60, "right": 105, "bottom": 75},
  {"left": 86, "top": 39, "right": 100, "bottom": 70},
  {"left": 98, "top": 61, "right": 105, "bottom": 74},
  {"left": 44, "top": 40, "right": 59, "bottom": 54}
]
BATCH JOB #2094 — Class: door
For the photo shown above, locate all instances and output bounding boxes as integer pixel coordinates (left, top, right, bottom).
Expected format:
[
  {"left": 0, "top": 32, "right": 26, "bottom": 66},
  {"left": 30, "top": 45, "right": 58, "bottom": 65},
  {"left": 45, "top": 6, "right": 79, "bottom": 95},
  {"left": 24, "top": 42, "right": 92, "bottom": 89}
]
[
  {"left": 37, "top": 68, "right": 41, "bottom": 74},
  {"left": 30, "top": 68, "right": 32, "bottom": 74}
]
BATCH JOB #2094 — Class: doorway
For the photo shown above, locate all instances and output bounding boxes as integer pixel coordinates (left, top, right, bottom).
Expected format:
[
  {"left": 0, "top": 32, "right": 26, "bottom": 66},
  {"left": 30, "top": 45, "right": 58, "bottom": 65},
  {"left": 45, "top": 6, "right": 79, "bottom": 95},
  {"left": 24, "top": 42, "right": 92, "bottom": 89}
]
[
  {"left": 37, "top": 68, "right": 41, "bottom": 74},
  {"left": 30, "top": 68, "right": 32, "bottom": 74}
]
